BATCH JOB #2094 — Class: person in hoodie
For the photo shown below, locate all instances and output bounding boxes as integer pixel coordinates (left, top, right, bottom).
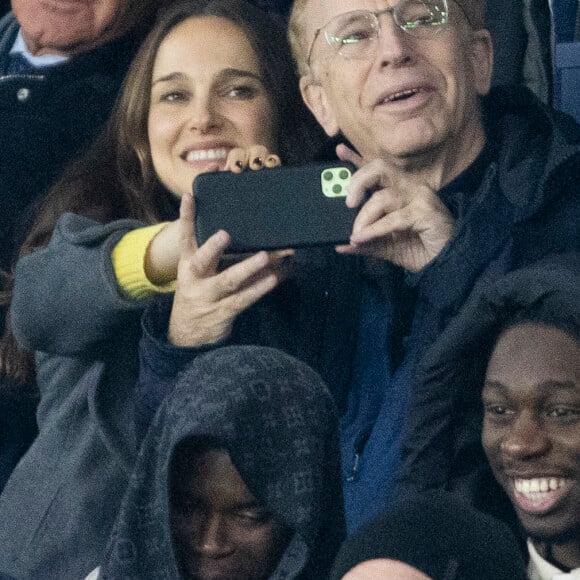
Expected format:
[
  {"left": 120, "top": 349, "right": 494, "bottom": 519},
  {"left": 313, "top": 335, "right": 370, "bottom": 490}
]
[
  {"left": 92, "top": 345, "right": 345, "bottom": 580},
  {"left": 396, "top": 253, "right": 580, "bottom": 576},
  {"left": 288, "top": 0, "right": 580, "bottom": 531}
]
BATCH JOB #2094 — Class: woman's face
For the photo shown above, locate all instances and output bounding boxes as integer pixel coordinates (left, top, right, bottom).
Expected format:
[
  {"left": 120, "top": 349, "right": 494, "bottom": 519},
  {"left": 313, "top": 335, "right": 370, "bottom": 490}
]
[{"left": 148, "top": 16, "right": 278, "bottom": 198}]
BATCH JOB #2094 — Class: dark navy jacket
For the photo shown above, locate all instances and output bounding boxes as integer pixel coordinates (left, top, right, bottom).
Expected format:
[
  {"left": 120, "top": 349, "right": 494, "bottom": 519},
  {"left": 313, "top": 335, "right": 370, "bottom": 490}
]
[
  {"left": 341, "top": 85, "right": 580, "bottom": 531},
  {"left": 0, "top": 13, "right": 140, "bottom": 270},
  {"left": 135, "top": 248, "right": 361, "bottom": 440}
]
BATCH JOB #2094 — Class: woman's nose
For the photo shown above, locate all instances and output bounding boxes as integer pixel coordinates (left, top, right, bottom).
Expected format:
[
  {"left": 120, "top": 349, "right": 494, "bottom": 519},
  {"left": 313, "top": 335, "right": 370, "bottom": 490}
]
[{"left": 187, "top": 97, "right": 220, "bottom": 133}]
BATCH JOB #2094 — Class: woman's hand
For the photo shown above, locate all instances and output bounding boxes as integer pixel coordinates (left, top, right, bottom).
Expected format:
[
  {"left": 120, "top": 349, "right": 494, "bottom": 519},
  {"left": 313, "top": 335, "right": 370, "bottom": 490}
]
[
  {"left": 335, "top": 144, "right": 454, "bottom": 273},
  {"left": 144, "top": 219, "right": 182, "bottom": 286},
  {"left": 224, "top": 145, "right": 281, "bottom": 173},
  {"left": 144, "top": 146, "right": 282, "bottom": 285},
  {"left": 168, "top": 190, "right": 291, "bottom": 348}
]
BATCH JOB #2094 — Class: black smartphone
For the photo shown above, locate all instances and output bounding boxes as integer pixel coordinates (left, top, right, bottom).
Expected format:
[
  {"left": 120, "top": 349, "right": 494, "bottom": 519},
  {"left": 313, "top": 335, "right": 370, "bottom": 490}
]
[{"left": 193, "top": 161, "right": 358, "bottom": 252}]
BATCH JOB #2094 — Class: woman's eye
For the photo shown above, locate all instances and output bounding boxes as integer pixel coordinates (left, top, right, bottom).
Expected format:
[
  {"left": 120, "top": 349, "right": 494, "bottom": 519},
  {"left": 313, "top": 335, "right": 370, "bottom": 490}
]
[
  {"left": 226, "top": 85, "right": 258, "bottom": 99},
  {"left": 160, "top": 91, "right": 188, "bottom": 103}
]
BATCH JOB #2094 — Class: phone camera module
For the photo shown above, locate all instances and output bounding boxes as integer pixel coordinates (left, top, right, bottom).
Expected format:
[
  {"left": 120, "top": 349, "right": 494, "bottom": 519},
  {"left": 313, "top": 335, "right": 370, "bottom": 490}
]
[{"left": 321, "top": 166, "right": 352, "bottom": 198}]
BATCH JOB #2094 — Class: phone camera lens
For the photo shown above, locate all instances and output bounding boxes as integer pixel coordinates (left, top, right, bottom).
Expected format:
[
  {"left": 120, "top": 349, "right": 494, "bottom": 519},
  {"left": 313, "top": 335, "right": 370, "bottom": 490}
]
[{"left": 323, "top": 171, "right": 333, "bottom": 181}]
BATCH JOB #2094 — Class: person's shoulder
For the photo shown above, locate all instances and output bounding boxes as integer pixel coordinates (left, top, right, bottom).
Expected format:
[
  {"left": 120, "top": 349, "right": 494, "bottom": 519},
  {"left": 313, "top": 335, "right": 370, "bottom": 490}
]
[
  {"left": 0, "top": 12, "right": 16, "bottom": 34},
  {"left": 485, "top": 85, "right": 580, "bottom": 143}
]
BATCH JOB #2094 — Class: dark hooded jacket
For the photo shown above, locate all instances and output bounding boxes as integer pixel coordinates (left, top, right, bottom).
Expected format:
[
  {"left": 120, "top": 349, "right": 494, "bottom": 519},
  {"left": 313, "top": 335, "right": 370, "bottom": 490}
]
[
  {"left": 98, "top": 345, "right": 345, "bottom": 580},
  {"left": 397, "top": 253, "right": 580, "bottom": 525}
]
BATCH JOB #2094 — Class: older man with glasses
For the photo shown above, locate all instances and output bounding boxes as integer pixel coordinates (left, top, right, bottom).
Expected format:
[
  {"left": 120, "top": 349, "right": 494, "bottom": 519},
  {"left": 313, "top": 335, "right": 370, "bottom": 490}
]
[{"left": 288, "top": 0, "right": 580, "bottom": 533}]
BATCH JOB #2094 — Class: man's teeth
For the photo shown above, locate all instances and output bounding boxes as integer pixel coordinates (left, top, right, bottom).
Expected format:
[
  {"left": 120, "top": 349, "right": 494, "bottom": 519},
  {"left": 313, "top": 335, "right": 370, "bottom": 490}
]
[
  {"left": 185, "top": 148, "right": 228, "bottom": 162},
  {"left": 514, "top": 478, "right": 569, "bottom": 494},
  {"left": 387, "top": 89, "right": 418, "bottom": 102}
]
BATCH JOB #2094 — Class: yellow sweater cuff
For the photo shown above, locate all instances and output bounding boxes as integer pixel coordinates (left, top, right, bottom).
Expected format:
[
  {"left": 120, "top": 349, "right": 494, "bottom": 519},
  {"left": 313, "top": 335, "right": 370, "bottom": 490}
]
[{"left": 112, "top": 223, "right": 176, "bottom": 299}]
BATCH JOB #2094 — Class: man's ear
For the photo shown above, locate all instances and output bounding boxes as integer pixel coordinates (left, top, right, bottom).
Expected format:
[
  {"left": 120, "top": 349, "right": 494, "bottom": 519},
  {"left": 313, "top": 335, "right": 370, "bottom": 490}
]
[
  {"left": 471, "top": 29, "right": 494, "bottom": 96},
  {"left": 299, "top": 75, "right": 340, "bottom": 137}
]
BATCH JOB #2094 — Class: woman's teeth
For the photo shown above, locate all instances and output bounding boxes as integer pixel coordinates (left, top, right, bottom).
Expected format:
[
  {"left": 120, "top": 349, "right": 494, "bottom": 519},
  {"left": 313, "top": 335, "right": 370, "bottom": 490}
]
[{"left": 185, "top": 148, "right": 228, "bottom": 162}]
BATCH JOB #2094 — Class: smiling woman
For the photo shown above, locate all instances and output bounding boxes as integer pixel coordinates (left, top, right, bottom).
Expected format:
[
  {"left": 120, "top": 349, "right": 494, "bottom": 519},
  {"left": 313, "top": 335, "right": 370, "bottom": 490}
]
[
  {"left": 0, "top": 1, "right": 330, "bottom": 578},
  {"left": 147, "top": 15, "right": 277, "bottom": 197}
]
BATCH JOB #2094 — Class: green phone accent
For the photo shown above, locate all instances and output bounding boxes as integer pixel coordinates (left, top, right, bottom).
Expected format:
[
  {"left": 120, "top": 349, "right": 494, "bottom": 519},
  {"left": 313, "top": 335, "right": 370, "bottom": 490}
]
[{"left": 321, "top": 166, "right": 352, "bottom": 198}]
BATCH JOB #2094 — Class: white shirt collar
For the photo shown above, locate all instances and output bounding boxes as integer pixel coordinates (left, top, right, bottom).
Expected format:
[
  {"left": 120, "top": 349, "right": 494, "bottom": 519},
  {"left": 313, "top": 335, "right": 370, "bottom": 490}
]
[
  {"left": 10, "top": 30, "right": 68, "bottom": 68},
  {"left": 528, "top": 539, "right": 580, "bottom": 579}
]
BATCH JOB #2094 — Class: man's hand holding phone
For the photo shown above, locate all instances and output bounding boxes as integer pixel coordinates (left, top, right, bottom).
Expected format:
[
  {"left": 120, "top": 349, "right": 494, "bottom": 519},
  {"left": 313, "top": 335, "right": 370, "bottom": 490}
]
[{"left": 335, "top": 144, "right": 454, "bottom": 273}]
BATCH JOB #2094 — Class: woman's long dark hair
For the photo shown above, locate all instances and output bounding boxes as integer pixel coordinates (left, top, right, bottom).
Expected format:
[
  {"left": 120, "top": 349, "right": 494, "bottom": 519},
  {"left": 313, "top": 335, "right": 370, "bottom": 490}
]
[{"left": 0, "top": 0, "right": 326, "bottom": 386}]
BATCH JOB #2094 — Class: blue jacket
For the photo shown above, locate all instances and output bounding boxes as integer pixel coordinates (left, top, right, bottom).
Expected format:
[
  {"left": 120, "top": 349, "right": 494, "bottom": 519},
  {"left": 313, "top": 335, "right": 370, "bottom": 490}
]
[{"left": 340, "top": 85, "right": 580, "bottom": 531}]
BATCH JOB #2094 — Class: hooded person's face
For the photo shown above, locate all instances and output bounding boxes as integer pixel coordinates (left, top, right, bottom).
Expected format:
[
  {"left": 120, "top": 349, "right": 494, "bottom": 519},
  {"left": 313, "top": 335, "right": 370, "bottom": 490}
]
[{"left": 170, "top": 448, "right": 290, "bottom": 580}]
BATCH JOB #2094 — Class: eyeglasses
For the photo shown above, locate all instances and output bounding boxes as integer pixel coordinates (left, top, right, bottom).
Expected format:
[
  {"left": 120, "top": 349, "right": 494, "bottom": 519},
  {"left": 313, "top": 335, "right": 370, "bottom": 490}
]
[{"left": 306, "top": 0, "right": 450, "bottom": 68}]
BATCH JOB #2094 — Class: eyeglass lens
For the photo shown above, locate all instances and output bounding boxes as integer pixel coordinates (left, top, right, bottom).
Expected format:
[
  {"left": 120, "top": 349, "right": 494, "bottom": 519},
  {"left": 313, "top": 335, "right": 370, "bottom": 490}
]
[{"left": 323, "top": 0, "right": 448, "bottom": 60}]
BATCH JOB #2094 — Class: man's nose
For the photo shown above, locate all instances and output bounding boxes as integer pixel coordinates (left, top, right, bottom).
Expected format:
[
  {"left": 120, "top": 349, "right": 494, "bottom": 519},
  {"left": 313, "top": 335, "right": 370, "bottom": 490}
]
[
  {"left": 500, "top": 413, "right": 551, "bottom": 460},
  {"left": 374, "top": 12, "right": 415, "bottom": 67},
  {"left": 193, "top": 513, "right": 233, "bottom": 558}
]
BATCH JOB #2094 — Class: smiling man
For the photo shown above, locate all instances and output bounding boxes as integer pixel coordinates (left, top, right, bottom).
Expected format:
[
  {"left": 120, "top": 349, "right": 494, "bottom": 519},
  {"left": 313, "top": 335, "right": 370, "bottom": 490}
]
[
  {"left": 380, "top": 255, "right": 580, "bottom": 578},
  {"left": 483, "top": 311, "right": 580, "bottom": 577},
  {"left": 288, "top": 0, "right": 580, "bottom": 531}
]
